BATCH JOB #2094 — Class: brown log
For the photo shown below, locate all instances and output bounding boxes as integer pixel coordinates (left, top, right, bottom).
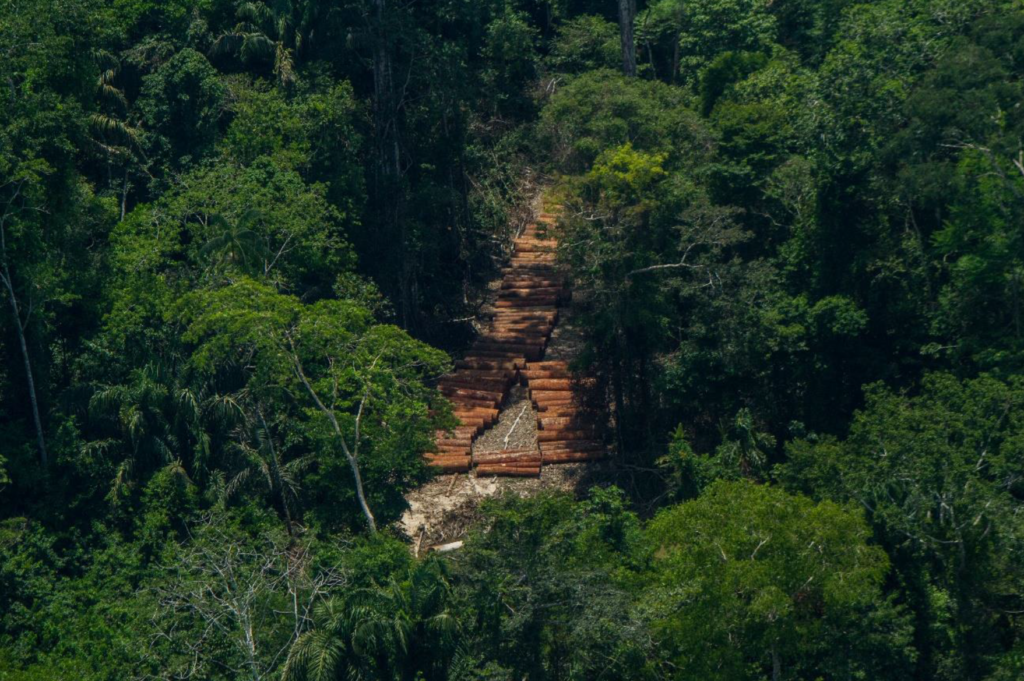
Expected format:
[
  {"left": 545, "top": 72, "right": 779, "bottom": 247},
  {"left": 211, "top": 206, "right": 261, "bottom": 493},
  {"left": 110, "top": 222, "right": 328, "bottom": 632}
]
[
  {"left": 429, "top": 462, "right": 470, "bottom": 473},
  {"left": 539, "top": 417, "right": 586, "bottom": 429},
  {"left": 542, "top": 451, "right": 606, "bottom": 463},
  {"left": 473, "top": 453, "right": 542, "bottom": 464},
  {"left": 425, "top": 454, "right": 471, "bottom": 463},
  {"left": 455, "top": 369, "right": 517, "bottom": 380},
  {"left": 530, "top": 390, "right": 573, "bottom": 401},
  {"left": 537, "top": 412, "right": 581, "bottom": 421},
  {"left": 493, "top": 299, "right": 558, "bottom": 309},
  {"left": 447, "top": 395, "right": 502, "bottom": 409},
  {"left": 527, "top": 361, "right": 570, "bottom": 370},
  {"left": 500, "top": 287, "right": 564, "bottom": 298},
  {"left": 440, "top": 385, "right": 504, "bottom": 402},
  {"left": 480, "top": 330, "right": 547, "bottom": 340},
  {"left": 537, "top": 429, "right": 597, "bottom": 442},
  {"left": 532, "top": 401, "right": 574, "bottom": 410},
  {"left": 436, "top": 438, "right": 473, "bottom": 447},
  {"left": 501, "top": 279, "right": 563, "bottom": 289},
  {"left": 473, "top": 458, "right": 542, "bottom": 468},
  {"left": 473, "top": 341, "right": 543, "bottom": 354},
  {"left": 528, "top": 378, "right": 573, "bottom": 391},
  {"left": 453, "top": 409, "right": 499, "bottom": 424},
  {"left": 475, "top": 465, "right": 541, "bottom": 477},
  {"left": 440, "top": 377, "right": 509, "bottom": 392},
  {"left": 539, "top": 440, "right": 604, "bottom": 452},
  {"left": 520, "top": 370, "right": 570, "bottom": 380}
]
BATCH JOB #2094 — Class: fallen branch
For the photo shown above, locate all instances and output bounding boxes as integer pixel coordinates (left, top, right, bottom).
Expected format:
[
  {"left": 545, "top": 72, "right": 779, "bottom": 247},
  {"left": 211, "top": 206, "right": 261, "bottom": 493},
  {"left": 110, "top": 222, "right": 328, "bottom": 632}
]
[{"left": 504, "top": 402, "right": 531, "bottom": 448}]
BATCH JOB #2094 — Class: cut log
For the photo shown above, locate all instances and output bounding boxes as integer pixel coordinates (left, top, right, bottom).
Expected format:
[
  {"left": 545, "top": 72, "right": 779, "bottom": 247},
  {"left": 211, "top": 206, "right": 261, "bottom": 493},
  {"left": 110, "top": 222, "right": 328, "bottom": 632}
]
[
  {"left": 439, "top": 386, "right": 504, "bottom": 402},
  {"left": 539, "top": 440, "right": 605, "bottom": 452},
  {"left": 542, "top": 451, "right": 606, "bottom": 464},
  {"left": 475, "top": 465, "right": 541, "bottom": 477},
  {"left": 539, "top": 417, "right": 587, "bottom": 429},
  {"left": 530, "top": 390, "right": 573, "bottom": 401},
  {"left": 520, "top": 370, "right": 570, "bottom": 380},
  {"left": 535, "top": 401, "right": 575, "bottom": 411},
  {"left": 537, "top": 429, "right": 597, "bottom": 442},
  {"left": 427, "top": 460, "right": 470, "bottom": 472},
  {"left": 473, "top": 453, "right": 542, "bottom": 465},
  {"left": 425, "top": 454, "right": 472, "bottom": 464},
  {"left": 527, "top": 361, "right": 570, "bottom": 370},
  {"left": 527, "top": 378, "right": 573, "bottom": 391},
  {"left": 440, "top": 378, "right": 510, "bottom": 393}
]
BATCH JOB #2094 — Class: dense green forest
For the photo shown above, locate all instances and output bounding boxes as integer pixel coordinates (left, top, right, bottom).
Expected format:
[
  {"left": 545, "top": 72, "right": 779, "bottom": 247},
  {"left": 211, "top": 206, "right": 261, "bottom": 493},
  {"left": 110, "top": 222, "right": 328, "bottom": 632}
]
[{"left": 2, "top": 0, "right": 1024, "bottom": 678}]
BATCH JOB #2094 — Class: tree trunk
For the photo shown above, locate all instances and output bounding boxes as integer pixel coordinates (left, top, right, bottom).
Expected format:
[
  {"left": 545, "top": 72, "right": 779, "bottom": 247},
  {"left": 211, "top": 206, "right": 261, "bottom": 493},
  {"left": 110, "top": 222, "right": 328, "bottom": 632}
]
[
  {"left": 617, "top": 0, "right": 637, "bottom": 77},
  {"left": 292, "top": 351, "right": 378, "bottom": 533},
  {"left": 258, "top": 408, "right": 295, "bottom": 537},
  {"left": 346, "top": 451, "right": 377, "bottom": 533},
  {"left": 1, "top": 261, "right": 47, "bottom": 467},
  {"left": 672, "top": 36, "right": 680, "bottom": 83},
  {"left": 772, "top": 642, "right": 782, "bottom": 681},
  {"left": 371, "top": 0, "right": 411, "bottom": 329}
]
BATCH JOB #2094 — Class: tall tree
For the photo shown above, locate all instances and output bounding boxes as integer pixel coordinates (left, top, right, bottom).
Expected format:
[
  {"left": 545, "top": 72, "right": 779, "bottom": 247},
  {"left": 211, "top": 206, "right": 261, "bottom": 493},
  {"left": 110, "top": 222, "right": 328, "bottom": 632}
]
[
  {"left": 0, "top": 179, "right": 47, "bottom": 466},
  {"left": 183, "top": 279, "right": 451, "bottom": 533},
  {"left": 616, "top": 0, "right": 638, "bottom": 76}
]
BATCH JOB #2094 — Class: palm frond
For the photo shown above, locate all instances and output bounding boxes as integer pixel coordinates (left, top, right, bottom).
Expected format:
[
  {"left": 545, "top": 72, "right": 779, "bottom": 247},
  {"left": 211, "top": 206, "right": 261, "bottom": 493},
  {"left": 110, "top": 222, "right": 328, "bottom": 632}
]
[
  {"left": 210, "top": 32, "right": 246, "bottom": 57},
  {"left": 225, "top": 467, "right": 254, "bottom": 498},
  {"left": 89, "top": 113, "right": 141, "bottom": 147},
  {"left": 237, "top": 1, "right": 274, "bottom": 27},
  {"left": 241, "top": 33, "right": 276, "bottom": 62}
]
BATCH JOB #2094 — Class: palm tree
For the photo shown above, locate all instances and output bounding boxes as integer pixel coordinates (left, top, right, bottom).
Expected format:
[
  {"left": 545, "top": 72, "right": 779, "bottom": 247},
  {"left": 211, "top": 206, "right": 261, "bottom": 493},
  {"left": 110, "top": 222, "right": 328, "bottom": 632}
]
[
  {"left": 89, "top": 364, "right": 226, "bottom": 501},
  {"left": 211, "top": 1, "right": 319, "bottom": 86},
  {"left": 283, "top": 558, "right": 459, "bottom": 681},
  {"left": 226, "top": 403, "right": 310, "bottom": 535},
  {"left": 89, "top": 52, "right": 148, "bottom": 219},
  {"left": 199, "top": 210, "right": 267, "bottom": 279}
]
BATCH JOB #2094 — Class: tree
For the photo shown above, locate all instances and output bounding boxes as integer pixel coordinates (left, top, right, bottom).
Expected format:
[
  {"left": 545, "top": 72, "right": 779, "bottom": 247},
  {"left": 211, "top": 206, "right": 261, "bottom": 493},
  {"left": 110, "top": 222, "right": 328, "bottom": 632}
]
[
  {"left": 148, "top": 513, "right": 345, "bottom": 681},
  {"left": 182, "top": 278, "right": 451, "bottom": 532},
  {"left": 644, "top": 480, "right": 900, "bottom": 680},
  {"left": 780, "top": 373, "right": 1024, "bottom": 679},
  {"left": 451, "top": 487, "right": 653, "bottom": 681},
  {"left": 211, "top": 0, "right": 318, "bottom": 86},
  {"left": 0, "top": 177, "right": 48, "bottom": 466},
  {"left": 616, "top": 0, "right": 637, "bottom": 76},
  {"left": 225, "top": 400, "right": 309, "bottom": 536},
  {"left": 640, "top": 0, "right": 777, "bottom": 85},
  {"left": 284, "top": 551, "right": 458, "bottom": 681}
]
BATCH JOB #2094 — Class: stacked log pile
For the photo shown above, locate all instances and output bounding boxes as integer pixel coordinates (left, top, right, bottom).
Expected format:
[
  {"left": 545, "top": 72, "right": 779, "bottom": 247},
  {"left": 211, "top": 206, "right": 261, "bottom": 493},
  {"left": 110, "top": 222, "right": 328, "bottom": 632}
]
[
  {"left": 425, "top": 214, "right": 564, "bottom": 476},
  {"left": 523, "top": 361, "right": 607, "bottom": 464},
  {"left": 424, "top": 208, "right": 607, "bottom": 478}
]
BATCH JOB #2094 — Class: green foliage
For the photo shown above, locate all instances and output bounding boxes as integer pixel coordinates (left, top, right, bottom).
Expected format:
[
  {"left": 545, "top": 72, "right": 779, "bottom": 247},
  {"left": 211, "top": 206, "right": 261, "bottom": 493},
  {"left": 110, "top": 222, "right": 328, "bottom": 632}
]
[
  {"left": 645, "top": 480, "right": 906, "bottom": 679},
  {"left": 641, "top": 0, "right": 777, "bottom": 84},
  {"left": 139, "top": 48, "right": 225, "bottom": 170},
  {"left": 537, "top": 69, "right": 710, "bottom": 171},
  {"left": 285, "top": 543, "right": 458, "bottom": 681},
  {"left": 451, "top": 488, "right": 653, "bottom": 681},
  {"left": 182, "top": 278, "right": 452, "bottom": 530},
  {"left": 545, "top": 15, "right": 619, "bottom": 74},
  {"left": 3, "top": 0, "right": 1024, "bottom": 677},
  {"left": 780, "top": 373, "right": 1024, "bottom": 679}
]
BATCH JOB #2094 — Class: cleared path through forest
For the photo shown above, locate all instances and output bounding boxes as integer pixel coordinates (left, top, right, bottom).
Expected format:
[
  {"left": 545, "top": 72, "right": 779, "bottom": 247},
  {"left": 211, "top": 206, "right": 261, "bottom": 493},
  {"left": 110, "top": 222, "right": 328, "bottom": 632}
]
[{"left": 424, "top": 205, "right": 607, "bottom": 478}]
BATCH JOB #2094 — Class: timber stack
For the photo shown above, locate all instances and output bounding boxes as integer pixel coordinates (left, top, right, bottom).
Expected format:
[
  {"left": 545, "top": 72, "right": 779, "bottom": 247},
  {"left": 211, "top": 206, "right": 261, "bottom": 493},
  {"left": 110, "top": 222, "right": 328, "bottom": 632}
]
[
  {"left": 522, "top": 361, "right": 605, "bottom": 464},
  {"left": 424, "top": 206, "right": 608, "bottom": 478}
]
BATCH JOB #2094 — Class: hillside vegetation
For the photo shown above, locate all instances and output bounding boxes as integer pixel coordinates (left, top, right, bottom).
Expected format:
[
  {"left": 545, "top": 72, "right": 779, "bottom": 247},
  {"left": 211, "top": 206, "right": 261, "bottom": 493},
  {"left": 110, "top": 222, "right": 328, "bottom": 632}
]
[{"left": 1, "top": 0, "right": 1024, "bottom": 679}]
